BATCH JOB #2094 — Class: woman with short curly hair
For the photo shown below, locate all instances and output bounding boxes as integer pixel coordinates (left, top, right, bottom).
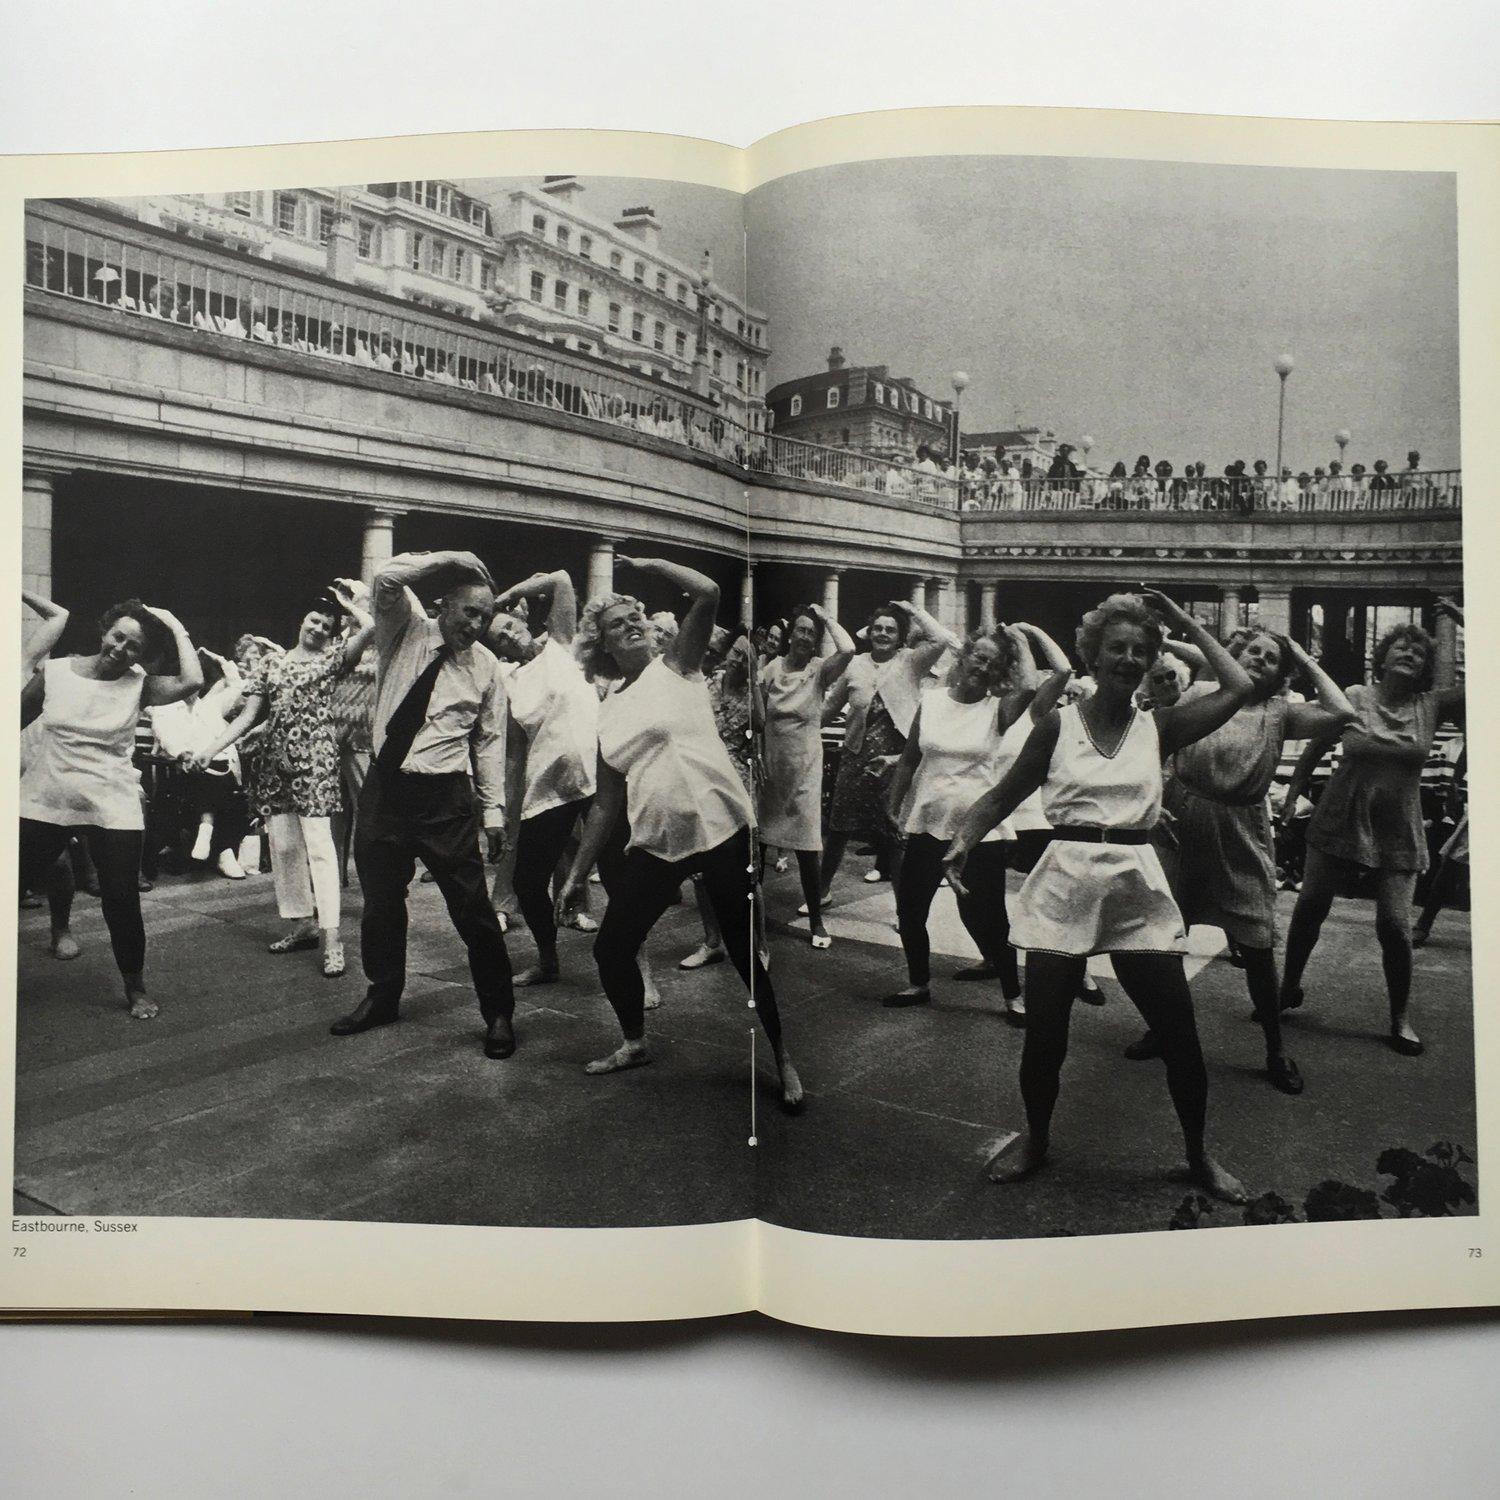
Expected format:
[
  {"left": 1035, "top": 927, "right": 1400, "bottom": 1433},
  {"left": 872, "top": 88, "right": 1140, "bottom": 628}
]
[
  {"left": 945, "top": 589, "right": 1255, "bottom": 1202},
  {"left": 1278, "top": 603, "right": 1465, "bottom": 1056},
  {"left": 20, "top": 598, "right": 203, "bottom": 1017}
]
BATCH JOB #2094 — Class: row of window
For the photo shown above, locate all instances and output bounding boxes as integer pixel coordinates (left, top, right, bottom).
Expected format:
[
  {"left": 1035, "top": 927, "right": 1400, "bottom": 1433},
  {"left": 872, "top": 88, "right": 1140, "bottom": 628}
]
[
  {"left": 783, "top": 381, "right": 942, "bottom": 420},
  {"left": 526, "top": 210, "right": 764, "bottom": 344}
]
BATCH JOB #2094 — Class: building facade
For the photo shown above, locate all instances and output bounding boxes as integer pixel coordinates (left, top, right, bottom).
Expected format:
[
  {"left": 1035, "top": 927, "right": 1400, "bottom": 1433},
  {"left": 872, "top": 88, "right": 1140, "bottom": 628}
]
[
  {"left": 960, "top": 426, "right": 1063, "bottom": 469},
  {"left": 765, "top": 348, "right": 954, "bottom": 460},
  {"left": 483, "top": 177, "right": 771, "bottom": 433}
]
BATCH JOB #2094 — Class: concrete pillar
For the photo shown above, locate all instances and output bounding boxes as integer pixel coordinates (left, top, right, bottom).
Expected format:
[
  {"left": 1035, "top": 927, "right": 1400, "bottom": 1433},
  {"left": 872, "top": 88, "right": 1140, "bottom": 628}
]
[
  {"left": 979, "top": 581, "right": 998, "bottom": 630},
  {"left": 1219, "top": 587, "right": 1241, "bottom": 638},
  {"left": 1256, "top": 588, "right": 1292, "bottom": 637},
  {"left": 739, "top": 562, "right": 755, "bottom": 629},
  {"left": 909, "top": 576, "right": 926, "bottom": 610},
  {"left": 932, "top": 577, "right": 954, "bottom": 634},
  {"left": 587, "top": 539, "right": 616, "bottom": 602},
  {"left": 821, "top": 569, "right": 841, "bottom": 622},
  {"left": 360, "top": 509, "right": 396, "bottom": 586},
  {"left": 1434, "top": 600, "right": 1459, "bottom": 688},
  {"left": 23, "top": 470, "right": 56, "bottom": 599}
]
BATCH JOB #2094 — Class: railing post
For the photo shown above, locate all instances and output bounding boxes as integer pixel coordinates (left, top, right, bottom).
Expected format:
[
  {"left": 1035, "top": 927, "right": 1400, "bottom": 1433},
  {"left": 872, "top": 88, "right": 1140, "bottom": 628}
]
[{"left": 587, "top": 539, "right": 616, "bottom": 603}]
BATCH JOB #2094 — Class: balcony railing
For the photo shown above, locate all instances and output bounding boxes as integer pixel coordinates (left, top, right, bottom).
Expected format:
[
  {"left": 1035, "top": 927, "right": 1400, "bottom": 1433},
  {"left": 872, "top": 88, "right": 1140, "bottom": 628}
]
[{"left": 957, "top": 470, "right": 1462, "bottom": 515}]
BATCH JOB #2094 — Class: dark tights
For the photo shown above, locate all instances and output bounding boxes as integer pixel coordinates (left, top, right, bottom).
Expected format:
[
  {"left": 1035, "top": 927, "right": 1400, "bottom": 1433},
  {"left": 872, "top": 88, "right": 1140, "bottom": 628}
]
[
  {"left": 896, "top": 834, "right": 1018, "bottom": 995},
  {"left": 594, "top": 827, "right": 782, "bottom": 1050},
  {"left": 512, "top": 797, "right": 590, "bottom": 965},
  {"left": 1239, "top": 944, "right": 1284, "bottom": 1054},
  {"left": 20, "top": 819, "right": 145, "bottom": 981},
  {"left": 1021, "top": 950, "right": 1208, "bottom": 1159}
]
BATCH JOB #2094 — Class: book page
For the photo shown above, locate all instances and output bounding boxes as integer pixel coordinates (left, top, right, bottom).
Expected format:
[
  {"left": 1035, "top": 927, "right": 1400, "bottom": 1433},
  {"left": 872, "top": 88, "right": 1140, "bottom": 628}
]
[
  {"left": 1, "top": 129, "right": 768, "bottom": 1322},
  {"left": 743, "top": 106, "right": 1498, "bottom": 1334}
]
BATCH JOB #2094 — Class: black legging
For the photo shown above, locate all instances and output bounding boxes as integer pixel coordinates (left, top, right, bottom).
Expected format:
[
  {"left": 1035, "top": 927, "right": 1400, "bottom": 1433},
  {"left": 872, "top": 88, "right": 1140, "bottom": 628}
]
[
  {"left": 186, "top": 771, "right": 249, "bottom": 859},
  {"left": 593, "top": 825, "right": 782, "bottom": 1049},
  {"left": 20, "top": 819, "right": 145, "bottom": 979},
  {"left": 1020, "top": 950, "right": 1208, "bottom": 1156},
  {"left": 896, "top": 833, "right": 1019, "bottom": 995},
  {"left": 513, "top": 796, "right": 590, "bottom": 960}
]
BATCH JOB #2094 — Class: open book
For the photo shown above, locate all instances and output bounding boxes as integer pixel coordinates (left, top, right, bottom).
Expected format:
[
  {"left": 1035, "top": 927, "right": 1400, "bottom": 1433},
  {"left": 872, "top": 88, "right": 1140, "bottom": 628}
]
[{"left": 4, "top": 108, "right": 1494, "bottom": 1336}]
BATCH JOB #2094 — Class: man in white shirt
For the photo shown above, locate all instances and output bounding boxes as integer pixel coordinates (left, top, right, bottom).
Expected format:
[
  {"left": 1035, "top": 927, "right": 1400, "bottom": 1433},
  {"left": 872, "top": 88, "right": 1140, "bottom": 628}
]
[{"left": 331, "top": 549, "right": 518, "bottom": 1058}]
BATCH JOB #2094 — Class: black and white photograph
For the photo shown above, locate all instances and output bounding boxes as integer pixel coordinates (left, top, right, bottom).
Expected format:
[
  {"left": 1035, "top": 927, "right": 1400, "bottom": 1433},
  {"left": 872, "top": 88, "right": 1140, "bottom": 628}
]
[{"left": 14, "top": 149, "right": 1473, "bottom": 1243}]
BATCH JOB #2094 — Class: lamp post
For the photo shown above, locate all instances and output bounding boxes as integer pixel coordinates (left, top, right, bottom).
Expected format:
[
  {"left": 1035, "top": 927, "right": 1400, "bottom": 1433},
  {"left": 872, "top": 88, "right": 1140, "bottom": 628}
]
[
  {"left": 1334, "top": 427, "right": 1350, "bottom": 467},
  {"left": 950, "top": 370, "right": 969, "bottom": 468},
  {"left": 1273, "top": 355, "right": 1295, "bottom": 479}
]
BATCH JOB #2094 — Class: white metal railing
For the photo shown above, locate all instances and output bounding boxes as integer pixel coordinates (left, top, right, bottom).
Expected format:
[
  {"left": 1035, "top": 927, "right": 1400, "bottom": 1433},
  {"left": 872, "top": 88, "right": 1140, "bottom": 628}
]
[{"left": 957, "top": 469, "right": 1462, "bottom": 514}]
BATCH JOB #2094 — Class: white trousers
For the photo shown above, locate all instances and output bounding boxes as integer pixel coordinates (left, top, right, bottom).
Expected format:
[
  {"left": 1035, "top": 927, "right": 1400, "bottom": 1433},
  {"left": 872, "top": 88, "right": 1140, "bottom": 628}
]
[{"left": 267, "top": 812, "right": 341, "bottom": 929}]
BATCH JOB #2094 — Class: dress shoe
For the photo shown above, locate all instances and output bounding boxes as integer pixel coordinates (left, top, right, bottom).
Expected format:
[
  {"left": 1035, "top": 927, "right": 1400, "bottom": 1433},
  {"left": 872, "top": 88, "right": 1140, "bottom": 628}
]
[
  {"left": 1266, "top": 1053, "right": 1304, "bottom": 1095},
  {"left": 1388, "top": 1030, "right": 1425, "bottom": 1058},
  {"left": 1123, "top": 1030, "right": 1162, "bottom": 1061},
  {"left": 484, "top": 1016, "right": 517, "bottom": 1059},
  {"left": 330, "top": 995, "right": 399, "bottom": 1036}
]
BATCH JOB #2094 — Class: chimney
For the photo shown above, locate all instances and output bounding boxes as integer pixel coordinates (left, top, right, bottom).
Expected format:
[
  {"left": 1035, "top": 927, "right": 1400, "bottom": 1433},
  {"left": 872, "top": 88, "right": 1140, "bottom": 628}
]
[
  {"left": 827, "top": 345, "right": 846, "bottom": 370},
  {"left": 614, "top": 205, "right": 661, "bottom": 251},
  {"left": 540, "top": 175, "right": 584, "bottom": 206}
]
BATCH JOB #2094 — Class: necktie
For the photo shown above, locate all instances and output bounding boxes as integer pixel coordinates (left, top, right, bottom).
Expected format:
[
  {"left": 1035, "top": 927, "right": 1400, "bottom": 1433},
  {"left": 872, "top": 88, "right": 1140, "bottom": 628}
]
[{"left": 376, "top": 645, "right": 451, "bottom": 778}]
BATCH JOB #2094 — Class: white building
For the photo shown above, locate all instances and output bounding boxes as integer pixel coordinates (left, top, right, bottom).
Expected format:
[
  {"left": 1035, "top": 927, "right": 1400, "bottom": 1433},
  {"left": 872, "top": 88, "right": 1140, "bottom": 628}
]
[{"left": 482, "top": 176, "right": 770, "bottom": 432}]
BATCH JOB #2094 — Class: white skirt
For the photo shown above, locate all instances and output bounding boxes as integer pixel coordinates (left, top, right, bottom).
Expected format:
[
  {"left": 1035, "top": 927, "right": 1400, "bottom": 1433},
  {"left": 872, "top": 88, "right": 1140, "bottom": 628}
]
[{"left": 1010, "top": 840, "right": 1187, "bottom": 957}]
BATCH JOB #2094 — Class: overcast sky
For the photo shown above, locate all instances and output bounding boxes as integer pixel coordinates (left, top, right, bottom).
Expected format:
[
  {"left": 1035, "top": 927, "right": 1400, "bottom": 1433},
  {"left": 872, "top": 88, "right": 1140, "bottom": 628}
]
[{"left": 745, "top": 155, "right": 1459, "bottom": 472}]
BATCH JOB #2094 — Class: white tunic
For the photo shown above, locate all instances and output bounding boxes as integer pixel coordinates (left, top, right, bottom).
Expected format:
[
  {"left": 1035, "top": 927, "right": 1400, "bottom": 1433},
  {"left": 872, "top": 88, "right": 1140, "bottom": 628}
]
[
  {"left": 997, "top": 707, "right": 1051, "bottom": 833},
  {"left": 20, "top": 658, "right": 147, "bottom": 831},
  {"left": 507, "top": 639, "right": 599, "bottom": 819},
  {"left": 598, "top": 656, "right": 753, "bottom": 862},
  {"left": 902, "top": 689, "right": 1009, "bottom": 843},
  {"left": 1011, "top": 702, "right": 1185, "bottom": 956}
]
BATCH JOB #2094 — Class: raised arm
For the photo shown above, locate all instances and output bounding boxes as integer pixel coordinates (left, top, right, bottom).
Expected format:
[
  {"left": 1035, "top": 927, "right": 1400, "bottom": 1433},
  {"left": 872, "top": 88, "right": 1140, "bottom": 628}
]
[
  {"left": 900, "top": 600, "right": 962, "bottom": 676},
  {"left": 618, "top": 556, "right": 718, "bottom": 676},
  {"left": 1161, "top": 636, "right": 1211, "bottom": 677},
  {"left": 140, "top": 607, "right": 205, "bottom": 707},
  {"left": 1282, "top": 637, "right": 1358, "bottom": 738},
  {"left": 943, "top": 711, "right": 1062, "bottom": 896},
  {"left": 22, "top": 591, "right": 69, "bottom": 676},
  {"left": 494, "top": 569, "right": 579, "bottom": 649},
  {"left": 809, "top": 603, "right": 856, "bottom": 687},
  {"left": 329, "top": 578, "right": 376, "bottom": 671},
  {"left": 1144, "top": 589, "right": 1253, "bottom": 756},
  {"left": 373, "top": 550, "right": 495, "bottom": 648}
]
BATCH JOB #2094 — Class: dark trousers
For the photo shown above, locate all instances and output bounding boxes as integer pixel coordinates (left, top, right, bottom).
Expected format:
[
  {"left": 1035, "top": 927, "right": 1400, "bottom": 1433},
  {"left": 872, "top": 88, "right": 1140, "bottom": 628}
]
[
  {"left": 20, "top": 818, "right": 145, "bottom": 978},
  {"left": 513, "top": 796, "right": 591, "bottom": 959},
  {"left": 594, "top": 826, "right": 782, "bottom": 1049},
  {"left": 896, "top": 833, "right": 1019, "bottom": 994},
  {"left": 186, "top": 772, "right": 249, "bottom": 858},
  {"left": 354, "top": 770, "right": 514, "bottom": 1023}
]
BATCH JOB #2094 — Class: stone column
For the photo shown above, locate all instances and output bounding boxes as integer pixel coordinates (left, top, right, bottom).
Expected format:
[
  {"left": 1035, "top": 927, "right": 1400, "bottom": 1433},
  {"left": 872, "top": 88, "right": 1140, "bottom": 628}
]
[
  {"left": 739, "top": 562, "right": 756, "bottom": 628},
  {"left": 978, "top": 581, "right": 998, "bottom": 630},
  {"left": 821, "top": 569, "right": 841, "bottom": 622},
  {"left": 23, "top": 470, "right": 57, "bottom": 599},
  {"left": 932, "top": 577, "right": 954, "bottom": 635},
  {"left": 586, "top": 539, "right": 616, "bottom": 603},
  {"left": 1219, "top": 587, "right": 1241, "bottom": 638},
  {"left": 909, "top": 576, "right": 926, "bottom": 610},
  {"left": 1434, "top": 597, "right": 1460, "bottom": 688},
  {"left": 360, "top": 509, "right": 396, "bottom": 586},
  {"left": 1256, "top": 588, "right": 1292, "bottom": 637}
]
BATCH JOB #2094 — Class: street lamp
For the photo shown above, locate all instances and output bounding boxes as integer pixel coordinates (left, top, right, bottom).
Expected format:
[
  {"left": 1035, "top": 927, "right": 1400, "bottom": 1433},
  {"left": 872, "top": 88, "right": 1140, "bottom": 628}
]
[
  {"left": 950, "top": 370, "right": 969, "bottom": 468},
  {"left": 1273, "top": 355, "right": 1295, "bottom": 478},
  {"left": 1334, "top": 427, "right": 1351, "bottom": 467}
]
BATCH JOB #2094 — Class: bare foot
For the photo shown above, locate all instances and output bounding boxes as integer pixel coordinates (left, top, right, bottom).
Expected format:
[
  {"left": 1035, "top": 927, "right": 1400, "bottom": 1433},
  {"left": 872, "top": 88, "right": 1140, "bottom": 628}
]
[
  {"left": 585, "top": 1041, "right": 651, "bottom": 1075},
  {"left": 989, "top": 1132, "right": 1048, "bottom": 1183},
  {"left": 50, "top": 933, "right": 81, "bottom": 961},
  {"left": 777, "top": 1049, "right": 804, "bottom": 1113},
  {"left": 514, "top": 964, "right": 559, "bottom": 988},
  {"left": 643, "top": 985, "right": 663, "bottom": 1011},
  {"left": 1172, "top": 1157, "right": 1247, "bottom": 1204}
]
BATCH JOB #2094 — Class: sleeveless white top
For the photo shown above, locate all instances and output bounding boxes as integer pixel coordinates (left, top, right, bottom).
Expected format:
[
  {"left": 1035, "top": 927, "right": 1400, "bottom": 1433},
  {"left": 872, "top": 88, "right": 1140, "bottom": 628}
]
[
  {"left": 598, "top": 656, "right": 753, "bottom": 862},
  {"left": 20, "top": 657, "right": 147, "bottom": 831},
  {"left": 903, "top": 689, "right": 1009, "bottom": 843},
  {"left": 1040, "top": 701, "right": 1162, "bottom": 830},
  {"left": 1011, "top": 702, "right": 1185, "bottom": 956},
  {"left": 507, "top": 639, "right": 599, "bottom": 818}
]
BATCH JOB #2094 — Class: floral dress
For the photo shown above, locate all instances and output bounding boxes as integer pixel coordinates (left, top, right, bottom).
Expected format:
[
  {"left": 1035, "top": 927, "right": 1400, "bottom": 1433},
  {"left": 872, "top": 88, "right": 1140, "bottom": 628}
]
[{"left": 248, "top": 643, "right": 350, "bottom": 819}]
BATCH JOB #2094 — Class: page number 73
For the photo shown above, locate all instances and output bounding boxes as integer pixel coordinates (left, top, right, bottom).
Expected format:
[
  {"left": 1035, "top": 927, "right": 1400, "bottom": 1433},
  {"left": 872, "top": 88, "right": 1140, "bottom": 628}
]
[{"left": 1469, "top": 1248, "right": 1483, "bottom": 1258}]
